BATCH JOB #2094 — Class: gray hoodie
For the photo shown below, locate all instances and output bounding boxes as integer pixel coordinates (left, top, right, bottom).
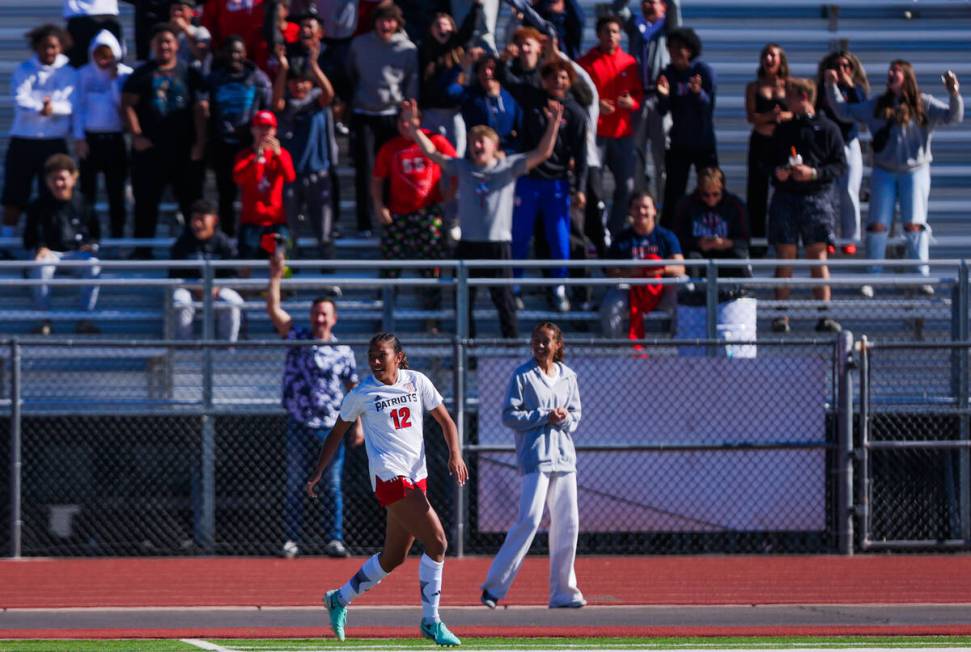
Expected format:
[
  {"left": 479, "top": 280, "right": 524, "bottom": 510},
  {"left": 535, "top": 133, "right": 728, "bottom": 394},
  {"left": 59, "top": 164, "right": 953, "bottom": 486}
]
[
  {"left": 347, "top": 30, "right": 418, "bottom": 116},
  {"left": 502, "top": 360, "right": 581, "bottom": 475},
  {"left": 74, "top": 30, "right": 132, "bottom": 138},
  {"left": 826, "top": 83, "right": 963, "bottom": 173}
]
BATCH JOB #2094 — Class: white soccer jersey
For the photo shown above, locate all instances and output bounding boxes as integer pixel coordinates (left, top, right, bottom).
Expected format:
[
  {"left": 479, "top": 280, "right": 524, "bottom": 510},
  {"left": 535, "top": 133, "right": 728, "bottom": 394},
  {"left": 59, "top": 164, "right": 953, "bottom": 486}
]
[{"left": 339, "top": 368, "right": 443, "bottom": 489}]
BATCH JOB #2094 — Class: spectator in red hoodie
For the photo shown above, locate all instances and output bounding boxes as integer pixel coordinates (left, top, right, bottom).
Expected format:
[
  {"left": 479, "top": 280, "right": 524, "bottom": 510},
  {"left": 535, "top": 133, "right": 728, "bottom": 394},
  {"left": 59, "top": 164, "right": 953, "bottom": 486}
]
[
  {"left": 578, "top": 15, "right": 642, "bottom": 237},
  {"left": 201, "top": 0, "right": 270, "bottom": 71},
  {"left": 233, "top": 110, "right": 296, "bottom": 262}
]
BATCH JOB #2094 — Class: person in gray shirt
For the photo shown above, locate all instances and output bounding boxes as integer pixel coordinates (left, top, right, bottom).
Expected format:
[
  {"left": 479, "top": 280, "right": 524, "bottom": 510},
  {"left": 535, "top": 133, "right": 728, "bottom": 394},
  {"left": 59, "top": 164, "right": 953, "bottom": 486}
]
[
  {"left": 403, "top": 97, "right": 563, "bottom": 338},
  {"left": 481, "top": 321, "right": 585, "bottom": 609}
]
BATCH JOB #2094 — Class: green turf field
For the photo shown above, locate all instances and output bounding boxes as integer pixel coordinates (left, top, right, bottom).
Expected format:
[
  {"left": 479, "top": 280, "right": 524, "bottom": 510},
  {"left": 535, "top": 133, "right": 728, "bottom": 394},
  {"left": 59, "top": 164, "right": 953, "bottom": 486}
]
[{"left": 2, "top": 637, "right": 971, "bottom": 652}]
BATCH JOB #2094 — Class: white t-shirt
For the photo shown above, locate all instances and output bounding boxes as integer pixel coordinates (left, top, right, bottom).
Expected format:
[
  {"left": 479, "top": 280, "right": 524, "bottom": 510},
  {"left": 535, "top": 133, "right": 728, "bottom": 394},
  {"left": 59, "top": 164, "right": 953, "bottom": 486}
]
[{"left": 339, "top": 368, "right": 443, "bottom": 489}]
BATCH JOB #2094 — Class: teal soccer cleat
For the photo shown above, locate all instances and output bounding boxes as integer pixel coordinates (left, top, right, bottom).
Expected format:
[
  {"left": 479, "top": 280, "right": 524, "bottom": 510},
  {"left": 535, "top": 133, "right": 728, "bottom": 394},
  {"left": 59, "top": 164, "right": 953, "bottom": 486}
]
[
  {"left": 420, "top": 619, "right": 462, "bottom": 647},
  {"left": 323, "top": 590, "right": 347, "bottom": 641}
]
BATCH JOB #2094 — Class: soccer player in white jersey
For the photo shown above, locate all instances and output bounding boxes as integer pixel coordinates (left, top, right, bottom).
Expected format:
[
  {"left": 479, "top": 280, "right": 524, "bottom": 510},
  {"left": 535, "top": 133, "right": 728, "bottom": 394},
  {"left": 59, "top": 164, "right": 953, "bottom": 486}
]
[{"left": 306, "top": 332, "right": 468, "bottom": 647}]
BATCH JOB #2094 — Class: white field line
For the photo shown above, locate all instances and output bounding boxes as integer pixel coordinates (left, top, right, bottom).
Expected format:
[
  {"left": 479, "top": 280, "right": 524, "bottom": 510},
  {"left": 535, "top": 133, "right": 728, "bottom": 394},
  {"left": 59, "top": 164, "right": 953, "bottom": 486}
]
[
  {"left": 180, "top": 639, "right": 240, "bottom": 652},
  {"left": 217, "top": 647, "right": 971, "bottom": 652}
]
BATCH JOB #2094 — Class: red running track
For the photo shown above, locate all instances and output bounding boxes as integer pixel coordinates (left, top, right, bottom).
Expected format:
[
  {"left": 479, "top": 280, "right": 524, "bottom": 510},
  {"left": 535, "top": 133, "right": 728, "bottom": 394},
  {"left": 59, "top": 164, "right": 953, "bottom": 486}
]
[{"left": 3, "top": 555, "right": 971, "bottom": 608}]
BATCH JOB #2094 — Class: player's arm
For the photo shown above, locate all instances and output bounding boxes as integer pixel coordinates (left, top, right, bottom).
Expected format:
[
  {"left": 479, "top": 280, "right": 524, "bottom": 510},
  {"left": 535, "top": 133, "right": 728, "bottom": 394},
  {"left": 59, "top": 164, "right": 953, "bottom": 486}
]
[
  {"left": 429, "top": 403, "right": 468, "bottom": 486},
  {"left": 266, "top": 252, "right": 293, "bottom": 337},
  {"left": 342, "top": 379, "right": 365, "bottom": 447},
  {"left": 306, "top": 417, "right": 354, "bottom": 496}
]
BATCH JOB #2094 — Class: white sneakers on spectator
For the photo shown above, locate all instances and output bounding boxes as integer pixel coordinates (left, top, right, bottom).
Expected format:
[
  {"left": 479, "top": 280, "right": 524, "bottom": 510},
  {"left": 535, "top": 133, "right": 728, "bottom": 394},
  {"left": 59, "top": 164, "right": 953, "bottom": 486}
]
[
  {"left": 282, "top": 540, "right": 299, "bottom": 559},
  {"left": 552, "top": 285, "right": 570, "bottom": 312},
  {"left": 323, "top": 539, "right": 350, "bottom": 558},
  {"left": 860, "top": 284, "right": 875, "bottom": 298},
  {"left": 919, "top": 284, "right": 935, "bottom": 296}
]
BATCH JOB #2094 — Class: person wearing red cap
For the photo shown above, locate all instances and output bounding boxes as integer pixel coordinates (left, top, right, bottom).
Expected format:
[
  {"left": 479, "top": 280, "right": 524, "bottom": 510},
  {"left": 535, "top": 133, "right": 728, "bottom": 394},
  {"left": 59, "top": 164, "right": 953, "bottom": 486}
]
[{"left": 233, "top": 110, "right": 296, "bottom": 262}]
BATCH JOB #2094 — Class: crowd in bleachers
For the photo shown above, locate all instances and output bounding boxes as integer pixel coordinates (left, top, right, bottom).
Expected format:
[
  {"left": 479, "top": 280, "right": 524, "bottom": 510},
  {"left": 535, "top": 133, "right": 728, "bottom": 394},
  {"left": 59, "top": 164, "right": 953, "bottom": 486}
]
[{"left": 0, "top": 0, "right": 964, "bottom": 337}]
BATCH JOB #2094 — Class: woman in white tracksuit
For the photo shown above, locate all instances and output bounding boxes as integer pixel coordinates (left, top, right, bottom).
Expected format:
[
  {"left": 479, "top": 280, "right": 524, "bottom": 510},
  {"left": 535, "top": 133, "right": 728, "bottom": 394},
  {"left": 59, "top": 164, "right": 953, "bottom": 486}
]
[
  {"left": 481, "top": 321, "right": 586, "bottom": 610},
  {"left": 825, "top": 60, "right": 963, "bottom": 296}
]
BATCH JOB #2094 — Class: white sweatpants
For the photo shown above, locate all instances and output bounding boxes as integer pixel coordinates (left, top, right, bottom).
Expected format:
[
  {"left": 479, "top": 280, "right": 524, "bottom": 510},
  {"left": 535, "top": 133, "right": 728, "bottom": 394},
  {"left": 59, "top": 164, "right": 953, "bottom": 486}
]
[{"left": 482, "top": 470, "right": 583, "bottom": 607}]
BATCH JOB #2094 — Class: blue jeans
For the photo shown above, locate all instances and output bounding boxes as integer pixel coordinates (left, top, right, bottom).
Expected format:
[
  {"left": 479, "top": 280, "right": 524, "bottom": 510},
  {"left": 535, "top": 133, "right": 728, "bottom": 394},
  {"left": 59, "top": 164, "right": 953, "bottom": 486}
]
[
  {"left": 284, "top": 417, "right": 344, "bottom": 544},
  {"left": 511, "top": 177, "right": 571, "bottom": 280},
  {"left": 865, "top": 164, "right": 931, "bottom": 276}
]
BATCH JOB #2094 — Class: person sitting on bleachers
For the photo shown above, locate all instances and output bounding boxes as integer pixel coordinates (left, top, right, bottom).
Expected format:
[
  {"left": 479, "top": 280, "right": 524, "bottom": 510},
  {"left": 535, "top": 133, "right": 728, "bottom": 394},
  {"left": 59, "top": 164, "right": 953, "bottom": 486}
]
[
  {"left": 74, "top": 29, "right": 132, "bottom": 239},
  {"left": 2, "top": 25, "right": 77, "bottom": 244},
  {"left": 672, "top": 166, "right": 751, "bottom": 277},
  {"left": 23, "top": 154, "right": 101, "bottom": 336},
  {"left": 600, "top": 191, "right": 684, "bottom": 341},
  {"left": 169, "top": 199, "right": 243, "bottom": 342}
]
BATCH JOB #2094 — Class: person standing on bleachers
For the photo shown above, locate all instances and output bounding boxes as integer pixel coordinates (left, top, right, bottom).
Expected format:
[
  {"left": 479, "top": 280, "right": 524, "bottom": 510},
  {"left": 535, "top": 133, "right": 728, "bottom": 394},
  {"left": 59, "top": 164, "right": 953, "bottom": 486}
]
[
  {"left": 169, "top": 199, "right": 243, "bottom": 341},
  {"left": 578, "top": 14, "right": 643, "bottom": 248},
  {"left": 23, "top": 155, "right": 101, "bottom": 336},
  {"left": 202, "top": 36, "right": 273, "bottom": 237},
  {"left": 825, "top": 62, "right": 963, "bottom": 298},
  {"left": 815, "top": 50, "right": 868, "bottom": 257},
  {"left": 2, "top": 25, "right": 77, "bottom": 244},
  {"left": 122, "top": 23, "right": 207, "bottom": 259},
  {"left": 63, "top": 0, "right": 122, "bottom": 67},
  {"left": 745, "top": 43, "right": 791, "bottom": 256},
  {"left": 233, "top": 110, "right": 296, "bottom": 264},
  {"left": 611, "top": 0, "right": 680, "bottom": 211},
  {"left": 656, "top": 27, "right": 716, "bottom": 228},
  {"left": 346, "top": 2, "right": 419, "bottom": 236},
  {"left": 74, "top": 30, "right": 132, "bottom": 239},
  {"left": 201, "top": 0, "right": 271, "bottom": 72},
  {"left": 274, "top": 31, "right": 340, "bottom": 261},
  {"left": 767, "top": 78, "right": 845, "bottom": 334}
]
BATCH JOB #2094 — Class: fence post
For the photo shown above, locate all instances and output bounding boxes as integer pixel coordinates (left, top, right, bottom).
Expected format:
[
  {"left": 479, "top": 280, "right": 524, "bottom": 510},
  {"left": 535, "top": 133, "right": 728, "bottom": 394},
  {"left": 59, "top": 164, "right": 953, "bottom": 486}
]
[
  {"left": 857, "top": 336, "right": 870, "bottom": 550},
  {"left": 836, "top": 330, "right": 855, "bottom": 554},
  {"left": 197, "top": 261, "right": 216, "bottom": 552},
  {"left": 453, "top": 263, "right": 469, "bottom": 557},
  {"left": 8, "top": 339, "right": 22, "bottom": 558},
  {"left": 705, "top": 260, "right": 717, "bottom": 356},
  {"left": 959, "top": 261, "right": 970, "bottom": 542}
]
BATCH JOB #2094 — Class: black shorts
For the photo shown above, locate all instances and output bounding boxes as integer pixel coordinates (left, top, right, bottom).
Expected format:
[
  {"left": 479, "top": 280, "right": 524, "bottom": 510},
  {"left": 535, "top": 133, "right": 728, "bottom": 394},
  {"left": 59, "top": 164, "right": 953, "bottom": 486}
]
[
  {"left": 237, "top": 223, "right": 291, "bottom": 260},
  {"left": 2, "top": 137, "right": 69, "bottom": 209},
  {"left": 768, "top": 187, "right": 836, "bottom": 247}
]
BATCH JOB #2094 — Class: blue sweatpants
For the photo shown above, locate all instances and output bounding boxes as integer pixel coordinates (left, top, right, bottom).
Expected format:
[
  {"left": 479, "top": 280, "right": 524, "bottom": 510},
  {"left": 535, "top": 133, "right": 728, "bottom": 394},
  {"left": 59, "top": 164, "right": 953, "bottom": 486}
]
[{"left": 511, "top": 176, "right": 571, "bottom": 279}]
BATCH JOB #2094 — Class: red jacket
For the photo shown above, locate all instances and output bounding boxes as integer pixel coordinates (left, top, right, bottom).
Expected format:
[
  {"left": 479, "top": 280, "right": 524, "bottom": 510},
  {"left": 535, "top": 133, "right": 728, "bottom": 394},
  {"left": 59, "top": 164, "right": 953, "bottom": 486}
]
[
  {"left": 233, "top": 146, "right": 296, "bottom": 227},
  {"left": 201, "top": 0, "right": 269, "bottom": 71},
  {"left": 578, "top": 46, "right": 643, "bottom": 139}
]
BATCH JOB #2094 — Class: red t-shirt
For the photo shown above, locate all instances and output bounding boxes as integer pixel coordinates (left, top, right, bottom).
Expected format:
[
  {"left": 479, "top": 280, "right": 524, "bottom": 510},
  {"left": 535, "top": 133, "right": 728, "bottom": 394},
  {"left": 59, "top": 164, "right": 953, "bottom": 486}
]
[
  {"left": 232, "top": 146, "right": 297, "bottom": 227},
  {"left": 201, "top": 0, "right": 269, "bottom": 71},
  {"left": 373, "top": 132, "right": 457, "bottom": 216}
]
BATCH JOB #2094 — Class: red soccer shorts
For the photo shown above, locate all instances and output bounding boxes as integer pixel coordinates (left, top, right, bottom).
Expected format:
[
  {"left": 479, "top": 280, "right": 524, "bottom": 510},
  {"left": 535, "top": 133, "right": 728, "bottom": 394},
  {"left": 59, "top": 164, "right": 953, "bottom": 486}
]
[{"left": 374, "top": 476, "right": 428, "bottom": 507}]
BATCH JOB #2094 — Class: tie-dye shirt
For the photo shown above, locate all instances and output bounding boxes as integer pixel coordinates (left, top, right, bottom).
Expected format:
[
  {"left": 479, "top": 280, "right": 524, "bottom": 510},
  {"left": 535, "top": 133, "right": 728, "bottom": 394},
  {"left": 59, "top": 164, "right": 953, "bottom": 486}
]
[{"left": 281, "top": 327, "right": 358, "bottom": 429}]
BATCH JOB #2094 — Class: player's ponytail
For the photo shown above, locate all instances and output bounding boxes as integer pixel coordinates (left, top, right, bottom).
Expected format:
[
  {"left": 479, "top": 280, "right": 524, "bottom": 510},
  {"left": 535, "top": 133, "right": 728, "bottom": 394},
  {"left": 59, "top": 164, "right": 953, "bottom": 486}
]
[
  {"left": 532, "top": 321, "right": 565, "bottom": 363},
  {"left": 370, "top": 332, "right": 409, "bottom": 369}
]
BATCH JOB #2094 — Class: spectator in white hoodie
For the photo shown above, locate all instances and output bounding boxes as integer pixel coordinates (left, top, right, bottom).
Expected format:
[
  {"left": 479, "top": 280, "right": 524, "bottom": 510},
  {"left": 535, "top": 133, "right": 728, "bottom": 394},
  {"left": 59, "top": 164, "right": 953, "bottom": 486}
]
[
  {"left": 74, "top": 29, "right": 132, "bottom": 238},
  {"left": 63, "top": 0, "right": 122, "bottom": 67},
  {"left": 2, "top": 25, "right": 77, "bottom": 241}
]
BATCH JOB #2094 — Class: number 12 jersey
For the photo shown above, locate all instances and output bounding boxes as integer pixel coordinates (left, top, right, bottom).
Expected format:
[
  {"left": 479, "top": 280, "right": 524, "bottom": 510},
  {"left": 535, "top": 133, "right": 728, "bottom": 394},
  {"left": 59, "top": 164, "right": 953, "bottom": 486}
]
[{"left": 339, "top": 369, "right": 443, "bottom": 490}]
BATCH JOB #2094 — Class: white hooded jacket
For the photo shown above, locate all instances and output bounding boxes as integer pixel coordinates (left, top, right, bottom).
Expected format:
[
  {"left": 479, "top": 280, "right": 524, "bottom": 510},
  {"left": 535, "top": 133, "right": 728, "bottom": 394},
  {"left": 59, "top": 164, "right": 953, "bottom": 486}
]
[
  {"left": 10, "top": 52, "right": 77, "bottom": 140},
  {"left": 73, "top": 30, "right": 132, "bottom": 139}
]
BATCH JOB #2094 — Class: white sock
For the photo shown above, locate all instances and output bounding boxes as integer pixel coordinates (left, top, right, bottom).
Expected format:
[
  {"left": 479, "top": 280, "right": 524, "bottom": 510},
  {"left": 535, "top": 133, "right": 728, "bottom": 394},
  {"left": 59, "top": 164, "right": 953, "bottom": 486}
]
[
  {"left": 338, "top": 553, "right": 388, "bottom": 606},
  {"left": 419, "top": 553, "right": 444, "bottom": 623}
]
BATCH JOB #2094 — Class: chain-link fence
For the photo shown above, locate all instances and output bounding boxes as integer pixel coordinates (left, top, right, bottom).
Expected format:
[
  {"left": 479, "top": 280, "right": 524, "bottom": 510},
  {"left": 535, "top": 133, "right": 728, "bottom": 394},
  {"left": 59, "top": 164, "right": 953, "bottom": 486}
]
[
  {"left": 859, "top": 341, "right": 971, "bottom": 549},
  {"left": 8, "top": 335, "right": 971, "bottom": 557}
]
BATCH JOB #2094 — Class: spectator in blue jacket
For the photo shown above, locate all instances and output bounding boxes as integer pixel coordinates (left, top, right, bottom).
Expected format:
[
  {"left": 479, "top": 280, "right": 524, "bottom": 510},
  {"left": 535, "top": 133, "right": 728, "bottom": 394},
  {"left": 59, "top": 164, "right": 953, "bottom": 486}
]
[
  {"left": 656, "top": 27, "right": 717, "bottom": 227},
  {"left": 451, "top": 55, "right": 522, "bottom": 152}
]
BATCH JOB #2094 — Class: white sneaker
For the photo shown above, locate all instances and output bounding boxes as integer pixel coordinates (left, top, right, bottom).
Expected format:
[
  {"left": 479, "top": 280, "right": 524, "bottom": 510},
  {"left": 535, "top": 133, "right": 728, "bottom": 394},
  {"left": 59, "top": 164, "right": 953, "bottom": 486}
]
[
  {"left": 552, "top": 285, "right": 571, "bottom": 312},
  {"left": 919, "top": 284, "right": 935, "bottom": 296},
  {"left": 282, "top": 540, "right": 299, "bottom": 559},
  {"left": 860, "top": 285, "right": 874, "bottom": 298}
]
